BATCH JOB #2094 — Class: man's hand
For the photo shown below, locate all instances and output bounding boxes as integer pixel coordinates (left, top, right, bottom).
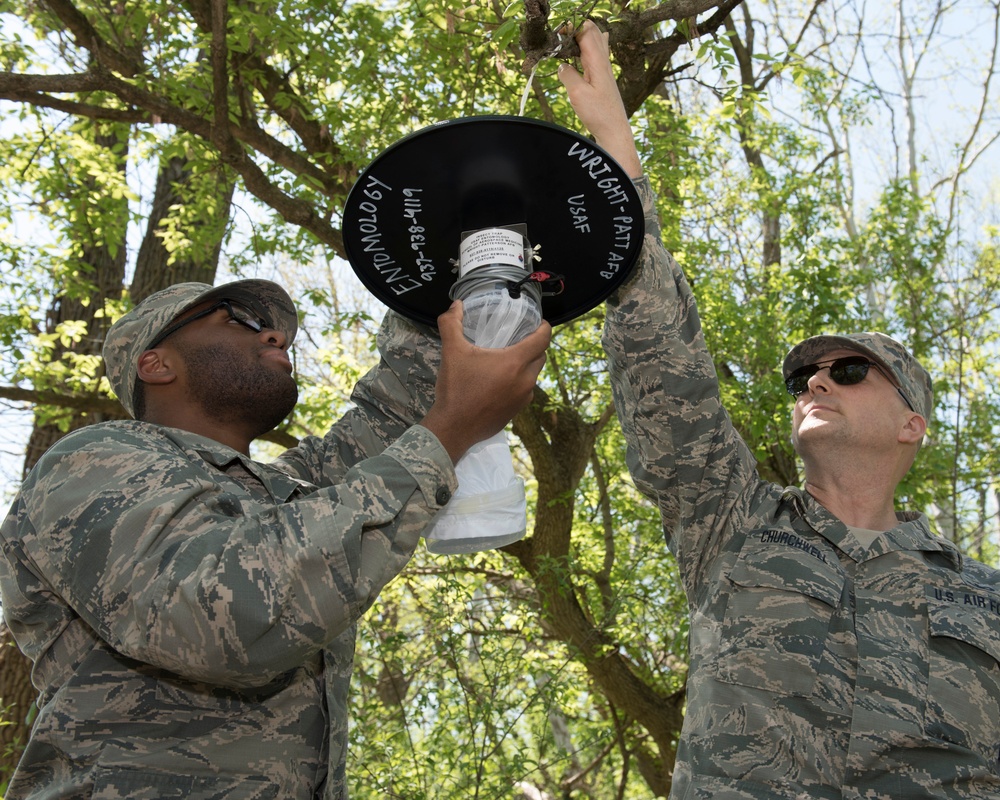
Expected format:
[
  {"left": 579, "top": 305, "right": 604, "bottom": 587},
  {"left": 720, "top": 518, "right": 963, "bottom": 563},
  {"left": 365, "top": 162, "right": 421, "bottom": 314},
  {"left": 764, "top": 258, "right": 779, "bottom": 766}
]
[
  {"left": 558, "top": 20, "right": 643, "bottom": 179},
  {"left": 420, "top": 301, "right": 551, "bottom": 463}
]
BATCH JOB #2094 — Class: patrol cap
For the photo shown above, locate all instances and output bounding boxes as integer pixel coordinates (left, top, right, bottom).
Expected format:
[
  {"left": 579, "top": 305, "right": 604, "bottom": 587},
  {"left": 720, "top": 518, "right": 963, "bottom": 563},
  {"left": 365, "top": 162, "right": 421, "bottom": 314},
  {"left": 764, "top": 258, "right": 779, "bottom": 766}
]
[
  {"left": 782, "top": 332, "right": 932, "bottom": 420},
  {"left": 103, "top": 280, "right": 297, "bottom": 418}
]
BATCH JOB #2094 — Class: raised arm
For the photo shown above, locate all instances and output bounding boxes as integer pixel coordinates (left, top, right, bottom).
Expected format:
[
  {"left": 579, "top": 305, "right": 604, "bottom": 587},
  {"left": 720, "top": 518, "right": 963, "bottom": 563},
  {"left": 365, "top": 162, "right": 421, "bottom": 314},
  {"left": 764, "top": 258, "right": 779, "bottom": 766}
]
[
  {"left": 561, "top": 21, "right": 760, "bottom": 593},
  {"left": 558, "top": 20, "right": 642, "bottom": 179}
]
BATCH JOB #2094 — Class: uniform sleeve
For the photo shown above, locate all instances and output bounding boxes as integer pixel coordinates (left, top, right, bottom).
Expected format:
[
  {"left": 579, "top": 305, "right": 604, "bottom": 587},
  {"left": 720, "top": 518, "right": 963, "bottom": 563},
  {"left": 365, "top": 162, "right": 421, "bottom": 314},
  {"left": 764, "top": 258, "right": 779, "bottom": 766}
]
[
  {"left": 276, "top": 310, "right": 444, "bottom": 485},
  {"left": 0, "top": 421, "right": 453, "bottom": 690},
  {"left": 602, "top": 177, "right": 760, "bottom": 593}
]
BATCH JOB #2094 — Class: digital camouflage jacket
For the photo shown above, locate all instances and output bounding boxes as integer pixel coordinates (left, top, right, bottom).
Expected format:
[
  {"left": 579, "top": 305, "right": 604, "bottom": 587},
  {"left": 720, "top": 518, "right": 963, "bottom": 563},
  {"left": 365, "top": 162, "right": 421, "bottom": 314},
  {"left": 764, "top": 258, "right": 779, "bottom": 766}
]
[
  {"left": 0, "top": 311, "right": 456, "bottom": 799},
  {"left": 604, "top": 177, "right": 1000, "bottom": 799}
]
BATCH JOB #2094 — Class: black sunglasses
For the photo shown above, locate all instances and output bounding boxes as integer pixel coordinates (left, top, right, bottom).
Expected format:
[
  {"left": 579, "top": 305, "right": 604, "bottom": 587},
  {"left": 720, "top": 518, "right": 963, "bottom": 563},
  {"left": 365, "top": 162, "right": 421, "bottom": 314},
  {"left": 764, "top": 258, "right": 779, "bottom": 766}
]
[
  {"left": 785, "top": 355, "right": 915, "bottom": 412},
  {"left": 148, "top": 299, "right": 271, "bottom": 349}
]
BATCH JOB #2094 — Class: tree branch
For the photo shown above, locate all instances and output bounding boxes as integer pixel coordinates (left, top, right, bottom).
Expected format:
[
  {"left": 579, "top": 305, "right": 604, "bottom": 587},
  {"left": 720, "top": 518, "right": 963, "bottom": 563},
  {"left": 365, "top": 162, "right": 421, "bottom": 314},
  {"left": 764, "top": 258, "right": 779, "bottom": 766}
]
[
  {"left": 0, "top": 65, "right": 349, "bottom": 258},
  {"left": 43, "top": 0, "right": 143, "bottom": 77}
]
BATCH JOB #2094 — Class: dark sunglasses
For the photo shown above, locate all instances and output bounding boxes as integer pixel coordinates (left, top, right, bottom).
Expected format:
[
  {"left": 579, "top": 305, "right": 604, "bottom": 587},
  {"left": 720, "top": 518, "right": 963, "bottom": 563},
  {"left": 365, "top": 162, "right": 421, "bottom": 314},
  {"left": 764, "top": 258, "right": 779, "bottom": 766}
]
[
  {"left": 148, "top": 299, "right": 271, "bottom": 349},
  {"left": 785, "top": 355, "right": 915, "bottom": 412}
]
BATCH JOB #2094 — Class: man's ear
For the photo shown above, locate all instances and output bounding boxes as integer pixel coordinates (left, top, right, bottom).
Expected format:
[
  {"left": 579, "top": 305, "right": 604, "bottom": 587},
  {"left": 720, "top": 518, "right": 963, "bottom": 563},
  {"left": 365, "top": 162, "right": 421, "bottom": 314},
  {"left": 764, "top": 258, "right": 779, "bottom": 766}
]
[
  {"left": 136, "top": 349, "right": 177, "bottom": 387},
  {"left": 899, "top": 411, "right": 927, "bottom": 445}
]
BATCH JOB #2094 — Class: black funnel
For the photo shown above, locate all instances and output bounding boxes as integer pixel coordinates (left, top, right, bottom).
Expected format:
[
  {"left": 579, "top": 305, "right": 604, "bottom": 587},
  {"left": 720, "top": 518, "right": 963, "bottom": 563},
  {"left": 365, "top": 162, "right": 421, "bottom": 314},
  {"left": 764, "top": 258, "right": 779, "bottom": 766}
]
[{"left": 342, "top": 115, "right": 644, "bottom": 327}]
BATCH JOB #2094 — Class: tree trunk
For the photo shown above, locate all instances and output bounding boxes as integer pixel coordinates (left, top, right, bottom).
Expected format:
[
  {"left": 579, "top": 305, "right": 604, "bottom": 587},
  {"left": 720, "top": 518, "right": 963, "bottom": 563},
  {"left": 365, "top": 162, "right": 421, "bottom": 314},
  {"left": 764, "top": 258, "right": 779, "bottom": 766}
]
[
  {"left": 0, "top": 146, "right": 235, "bottom": 778},
  {"left": 509, "top": 389, "right": 686, "bottom": 797}
]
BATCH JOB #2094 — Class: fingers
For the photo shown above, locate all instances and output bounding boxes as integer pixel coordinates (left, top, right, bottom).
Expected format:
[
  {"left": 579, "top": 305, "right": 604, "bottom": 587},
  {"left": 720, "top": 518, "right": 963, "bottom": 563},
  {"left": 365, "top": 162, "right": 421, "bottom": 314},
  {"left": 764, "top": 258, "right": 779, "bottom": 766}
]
[
  {"left": 557, "top": 21, "right": 612, "bottom": 89},
  {"left": 558, "top": 21, "right": 621, "bottom": 119},
  {"left": 576, "top": 20, "right": 613, "bottom": 78},
  {"left": 510, "top": 322, "right": 551, "bottom": 414},
  {"left": 515, "top": 319, "right": 552, "bottom": 359},
  {"left": 510, "top": 322, "right": 552, "bottom": 408},
  {"left": 436, "top": 300, "right": 464, "bottom": 340},
  {"left": 436, "top": 300, "right": 479, "bottom": 363},
  {"left": 422, "top": 311, "right": 550, "bottom": 462},
  {"left": 557, "top": 59, "right": 581, "bottom": 91}
]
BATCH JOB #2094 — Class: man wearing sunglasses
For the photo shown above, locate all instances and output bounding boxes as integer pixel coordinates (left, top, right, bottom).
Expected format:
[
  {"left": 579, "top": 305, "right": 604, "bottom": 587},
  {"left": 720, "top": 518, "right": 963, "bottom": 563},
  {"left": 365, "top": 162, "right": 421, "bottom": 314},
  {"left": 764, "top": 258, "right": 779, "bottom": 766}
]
[
  {"left": 0, "top": 279, "right": 550, "bottom": 799},
  {"left": 562, "top": 20, "right": 1000, "bottom": 800}
]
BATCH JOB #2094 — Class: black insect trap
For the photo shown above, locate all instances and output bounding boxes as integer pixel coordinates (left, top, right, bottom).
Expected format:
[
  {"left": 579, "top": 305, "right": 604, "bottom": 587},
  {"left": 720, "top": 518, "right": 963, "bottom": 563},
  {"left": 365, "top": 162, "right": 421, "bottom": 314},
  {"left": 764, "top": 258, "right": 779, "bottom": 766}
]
[{"left": 342, "top": 116, "right": 644, "bottom": 553}]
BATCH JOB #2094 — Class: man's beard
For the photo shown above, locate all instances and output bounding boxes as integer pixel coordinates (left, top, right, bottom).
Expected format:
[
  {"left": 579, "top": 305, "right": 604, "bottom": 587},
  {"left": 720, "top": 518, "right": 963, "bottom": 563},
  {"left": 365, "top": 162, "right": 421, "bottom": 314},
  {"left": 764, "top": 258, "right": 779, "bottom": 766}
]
[{"left": 176, "top": 339, "right": 299, "bottom": 438}]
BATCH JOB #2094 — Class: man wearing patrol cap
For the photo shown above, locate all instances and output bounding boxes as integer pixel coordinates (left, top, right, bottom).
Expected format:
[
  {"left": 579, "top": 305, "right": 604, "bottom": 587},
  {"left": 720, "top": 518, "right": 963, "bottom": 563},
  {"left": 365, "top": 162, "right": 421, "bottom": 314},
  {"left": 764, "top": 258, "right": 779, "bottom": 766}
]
[
  {"left": 562, "top": 18, "right": 1000, "bottom": 799},
  {"left": 0, "top": 278, "right": 550, "bottom": 799},
  {"left": 783, "top": 332, "right": 934, "bottom": 506},
  {"left": 102, "top": 279, "right": 300, "bottom": 423}
]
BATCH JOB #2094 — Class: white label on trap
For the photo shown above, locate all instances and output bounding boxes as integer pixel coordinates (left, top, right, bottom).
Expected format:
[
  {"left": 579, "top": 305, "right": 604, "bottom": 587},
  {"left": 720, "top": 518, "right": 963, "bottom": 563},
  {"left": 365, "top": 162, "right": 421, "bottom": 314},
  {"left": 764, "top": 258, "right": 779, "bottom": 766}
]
[{"left": 459, "top": 228, "right": 525, "bottom": 277}]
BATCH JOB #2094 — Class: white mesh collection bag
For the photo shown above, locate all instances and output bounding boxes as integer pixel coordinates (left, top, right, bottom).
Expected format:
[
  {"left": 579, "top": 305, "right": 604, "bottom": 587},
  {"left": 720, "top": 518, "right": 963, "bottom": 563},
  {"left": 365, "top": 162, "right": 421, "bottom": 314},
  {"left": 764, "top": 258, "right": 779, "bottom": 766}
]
[{"left": 424, "top": 226, "right": 540, "bottom": 554}]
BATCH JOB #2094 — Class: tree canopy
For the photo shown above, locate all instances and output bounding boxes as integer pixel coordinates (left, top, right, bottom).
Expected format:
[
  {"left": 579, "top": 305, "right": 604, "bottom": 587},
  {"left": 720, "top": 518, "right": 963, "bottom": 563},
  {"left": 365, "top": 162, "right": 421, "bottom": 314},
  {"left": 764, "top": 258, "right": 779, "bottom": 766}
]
[{"left": 1, "top": 0, "right": 999, "bottom": 796}]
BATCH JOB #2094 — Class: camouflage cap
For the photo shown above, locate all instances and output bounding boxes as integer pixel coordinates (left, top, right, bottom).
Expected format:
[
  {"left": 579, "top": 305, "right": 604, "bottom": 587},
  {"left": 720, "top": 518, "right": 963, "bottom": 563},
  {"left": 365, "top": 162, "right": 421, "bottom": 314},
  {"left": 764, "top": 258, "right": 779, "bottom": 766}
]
[
  {"left": 782, "top": 332, "right": 933, "bottom": 420},
  {"left": 103, "top": 280, "right": 297, "bottom": 418}
]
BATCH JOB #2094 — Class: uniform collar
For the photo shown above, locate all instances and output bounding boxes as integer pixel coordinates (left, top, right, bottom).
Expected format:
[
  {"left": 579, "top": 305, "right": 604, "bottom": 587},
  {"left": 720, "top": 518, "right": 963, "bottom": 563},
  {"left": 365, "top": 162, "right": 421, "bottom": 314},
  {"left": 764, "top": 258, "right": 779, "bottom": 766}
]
[
  {"left": 780, "top": 486, "right": 963, "bottom": 570},
  {"left": 159, "top": 426, "right": 312, "bottom": 502}
]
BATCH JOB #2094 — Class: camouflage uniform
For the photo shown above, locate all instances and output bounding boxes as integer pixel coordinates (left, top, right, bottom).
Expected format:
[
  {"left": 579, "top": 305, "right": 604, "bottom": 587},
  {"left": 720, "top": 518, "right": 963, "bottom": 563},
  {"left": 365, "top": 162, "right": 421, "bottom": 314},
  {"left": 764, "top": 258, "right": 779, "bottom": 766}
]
[
  {"left": 603, "top": 177, "right": 1000, "bottom": 799},
  {"left": 0, "top": 309, "right": 456, "bottom": 799}
]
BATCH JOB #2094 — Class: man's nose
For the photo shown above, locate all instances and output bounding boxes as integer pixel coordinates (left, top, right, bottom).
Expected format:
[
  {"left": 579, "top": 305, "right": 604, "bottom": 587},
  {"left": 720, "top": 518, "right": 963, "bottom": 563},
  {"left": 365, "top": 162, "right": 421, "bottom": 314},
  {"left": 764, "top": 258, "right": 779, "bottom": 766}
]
[
  {"left": 260, "top": 327, "right": 287, "bottom": 348},
  {"left": 806, "top": 366, "right": 833, "bottom": 395}
]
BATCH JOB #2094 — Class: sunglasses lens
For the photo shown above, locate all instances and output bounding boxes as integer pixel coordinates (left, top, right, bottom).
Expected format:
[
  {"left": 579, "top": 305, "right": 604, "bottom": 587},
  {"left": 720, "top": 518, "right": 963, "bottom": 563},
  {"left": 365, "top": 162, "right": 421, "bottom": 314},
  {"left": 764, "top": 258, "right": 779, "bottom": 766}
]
[
  {"left": 785, "top": 367, "right": 817, "bottom": 396},
  {"left": 829, "top": 358, "right": 870, "bottom": 385},
  {"left": 785, "top": 356, "right": 874, "bottom": 397},
  {"left": 223, "top": 300, "right": 270, "bottom": 333}
]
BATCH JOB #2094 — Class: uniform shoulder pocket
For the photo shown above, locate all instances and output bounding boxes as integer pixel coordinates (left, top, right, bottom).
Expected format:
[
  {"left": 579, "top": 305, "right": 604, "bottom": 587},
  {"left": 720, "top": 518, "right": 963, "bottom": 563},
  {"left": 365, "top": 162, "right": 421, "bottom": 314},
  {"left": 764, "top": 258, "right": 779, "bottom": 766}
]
[
  {"left": 728, "top": 530, "right": 843, "bottom": 607},
  {"left": 927, "top": 586, "right": 1000, "bottom": 662},
  {"left": 716, "top": 529, "right": 845, "bottom": 697},
  {"left": 924, "top": 585, "right": 1000, "bottom": 766}
]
